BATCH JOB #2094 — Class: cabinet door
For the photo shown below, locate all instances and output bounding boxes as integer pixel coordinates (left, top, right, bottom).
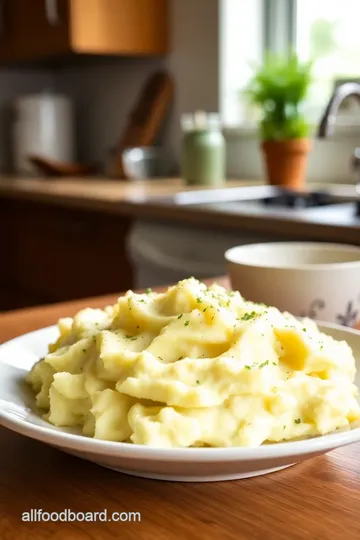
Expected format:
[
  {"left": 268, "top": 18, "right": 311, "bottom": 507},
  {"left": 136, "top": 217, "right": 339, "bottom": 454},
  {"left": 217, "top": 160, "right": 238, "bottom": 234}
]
[
  {"left": 11, "top": 201, "right": 134, "bottom": 304},
  {"left": 70, "top": 0, "right": 169, "bottom": 55},
  {"left": 0, "top": 0, "right": 70, "bottom": 63}
]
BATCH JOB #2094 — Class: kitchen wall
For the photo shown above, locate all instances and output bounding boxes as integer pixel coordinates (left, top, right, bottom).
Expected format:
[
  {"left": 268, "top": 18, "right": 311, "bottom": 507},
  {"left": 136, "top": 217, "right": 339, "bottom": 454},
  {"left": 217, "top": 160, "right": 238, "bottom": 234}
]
[
  {"left": 56, "top": 0, "right": 220, "bottom": 163},
  {"left": 0, "top": 0, "right": 359, "bottom": 183},
  {"left": 225, "top": 127, "right": 360, "bottom": 184}
]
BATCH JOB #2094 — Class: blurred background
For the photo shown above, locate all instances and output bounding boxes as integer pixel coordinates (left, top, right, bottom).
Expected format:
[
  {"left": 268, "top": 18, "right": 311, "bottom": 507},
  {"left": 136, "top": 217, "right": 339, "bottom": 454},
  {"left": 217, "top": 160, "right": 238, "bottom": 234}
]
[{"left": 1, "top": 0, "right": 360, "bottom": 311}]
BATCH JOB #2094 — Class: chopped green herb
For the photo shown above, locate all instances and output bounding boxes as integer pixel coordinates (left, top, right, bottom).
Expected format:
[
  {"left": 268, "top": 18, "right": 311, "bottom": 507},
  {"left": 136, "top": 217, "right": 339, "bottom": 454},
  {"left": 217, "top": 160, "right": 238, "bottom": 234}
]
[
  {"left": 272, "top": 362, "right": 277, "bottom": 366},
  {"left": 178, "top": 313, "right": 183, "bottom": 319},
  {"left": 211, "top": 315, "right": 215, "bottom": 321},
  {"left": 138, "top": 299, "right": 146, "bottom": 303},
  {"left": 178, "top": 356, "right": 184, "bottom": 361},
  {"left": 294, "top": 418, "right": 301, "bottom": 424},
  {"left": 158, "top": 356, "right": 164, "bottom": 361},
  {"left": 203, "top": 307, "right": 208, "bottom": 312},
  {"left": 82, "top": 348, "right": 86, "bottom": 353},
  {"left": 241, "top": 311, "right": 257, "bottom": 321},
  {"left": 245, "top": 365, "right": 251, "bottom": 370},
  {"left": 259, "top": 360, "right": 269, "bottom": 368},
  {"left": 146, "top": 288, "right": 152, "bottom": 294},
  {"left": 196, "top": 380, "right": 200, "bottom": 384},
  {"left": 196, "top": 297, "right": 203, "bottom": 304},
  {"left": 283, "top": 425, "right": 286, "bottom": 430},
  {"left": 302, "top": 328, "right": 307, "bottom": 332},
  {"left": 184, "top": 320, "right": 190, "bottom": 327}
]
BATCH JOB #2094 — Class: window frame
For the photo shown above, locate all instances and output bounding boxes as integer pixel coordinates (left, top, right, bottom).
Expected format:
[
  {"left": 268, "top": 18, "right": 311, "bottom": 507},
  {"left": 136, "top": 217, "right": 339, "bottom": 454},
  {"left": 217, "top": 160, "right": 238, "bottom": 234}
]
[{"left": 263, "top": 0, "right": 296, "bottom": 54}]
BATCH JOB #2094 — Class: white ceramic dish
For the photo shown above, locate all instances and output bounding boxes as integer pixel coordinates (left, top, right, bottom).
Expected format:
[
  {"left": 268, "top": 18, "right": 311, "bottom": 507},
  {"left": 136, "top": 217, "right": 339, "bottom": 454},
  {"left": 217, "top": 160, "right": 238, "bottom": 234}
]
[
  {"left": 1, "top": 324, "right": 360, "bottom": 482},
  {"left": 225, "top": 242, "right": 360, "bottom": 326}
]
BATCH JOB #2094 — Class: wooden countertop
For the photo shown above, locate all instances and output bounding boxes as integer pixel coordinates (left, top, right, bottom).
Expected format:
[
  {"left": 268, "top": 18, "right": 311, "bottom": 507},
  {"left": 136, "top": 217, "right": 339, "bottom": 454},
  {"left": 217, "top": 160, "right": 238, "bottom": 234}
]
[
  {"left": 0, "top": 176, "right": 260, "bottom": 208},
  {"left": 1, "top": 176, "right": 360, "bottom": 245},
  {"left": 1, "top": 278, "right": 360, "bottom": 540}
]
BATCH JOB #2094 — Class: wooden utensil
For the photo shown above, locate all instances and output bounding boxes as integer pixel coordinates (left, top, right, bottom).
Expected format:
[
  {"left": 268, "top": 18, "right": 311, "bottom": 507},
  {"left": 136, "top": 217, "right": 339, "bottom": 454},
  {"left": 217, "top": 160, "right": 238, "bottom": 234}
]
[
  {"left": 115, "top": 70, "right": 173, "bottom": 178},
  {"left": 28, "top": 155, "right": 98, "bottom": 177}
]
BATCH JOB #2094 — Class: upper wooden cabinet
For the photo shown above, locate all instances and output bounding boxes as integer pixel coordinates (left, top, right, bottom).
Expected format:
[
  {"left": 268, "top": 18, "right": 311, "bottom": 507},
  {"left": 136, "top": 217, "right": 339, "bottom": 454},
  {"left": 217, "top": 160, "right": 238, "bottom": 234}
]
[{"left": 0, "top": 0, "right": 169, "bottom": 63}]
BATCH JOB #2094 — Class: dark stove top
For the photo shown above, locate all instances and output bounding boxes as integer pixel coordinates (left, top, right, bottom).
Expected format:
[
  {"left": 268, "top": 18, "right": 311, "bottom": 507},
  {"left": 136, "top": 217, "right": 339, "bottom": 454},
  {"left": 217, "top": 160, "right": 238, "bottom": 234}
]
[
  {"left": 262, "top": 189, "right": 348, "bottom": 209},
  {"left": 163, "top": 185, "right": 360, "bottom": 220}
]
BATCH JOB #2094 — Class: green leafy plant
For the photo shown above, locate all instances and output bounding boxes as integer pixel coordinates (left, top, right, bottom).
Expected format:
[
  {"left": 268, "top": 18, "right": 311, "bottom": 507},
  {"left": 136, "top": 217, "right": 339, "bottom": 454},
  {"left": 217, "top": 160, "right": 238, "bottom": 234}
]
[{"left": 245, "top": 52, "right": 313, "bottom": 141}]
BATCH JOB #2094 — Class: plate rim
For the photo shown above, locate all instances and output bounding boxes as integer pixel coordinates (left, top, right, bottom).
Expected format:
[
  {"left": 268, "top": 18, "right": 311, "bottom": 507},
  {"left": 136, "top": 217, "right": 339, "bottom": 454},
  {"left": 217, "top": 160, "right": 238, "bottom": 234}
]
[{"left": 1, "top": 321, "right": 360, "bottom": 462}]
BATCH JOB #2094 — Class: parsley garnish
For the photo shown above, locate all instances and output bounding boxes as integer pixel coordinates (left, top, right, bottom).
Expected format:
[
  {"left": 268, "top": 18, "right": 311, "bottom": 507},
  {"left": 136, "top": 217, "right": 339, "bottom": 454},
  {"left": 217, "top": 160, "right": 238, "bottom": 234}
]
[
  {"left": 241, "top": 311, "right": 257, "bottom": 321},
  {"left": 245, "top": 365, "right": 251, "bottom": 370},
  {"left": 196, "top": 297, "right": 202, "bottom": 304},
  {"left": 178, "top": 314, "right": 183, "bottom": 319},
  {"left": 146, "top": 288, "right": 152, "bottom": 294},
  {"left": 82, "top": 348, "right": 86, "bottom": 353},
  {"left": 203, "top": 307, "right": 207, "bottom": 312},
  {"left": 294, "top": 419, "right": 301, "bottom": 424},
  {"left": 158, "top": 356, "right": 164, "bottom": 361},
  {"left": 259, "top": 360, "right": 269, "bottom": 368},
  {"left": 196, "top": 380, "right": 200, "bottom": 384},
  {"left": 184, "top": 320, "right": 190, "bottom": 327},
  {"left": 178, "top": 356, "right": 184, "bottom": 360}
]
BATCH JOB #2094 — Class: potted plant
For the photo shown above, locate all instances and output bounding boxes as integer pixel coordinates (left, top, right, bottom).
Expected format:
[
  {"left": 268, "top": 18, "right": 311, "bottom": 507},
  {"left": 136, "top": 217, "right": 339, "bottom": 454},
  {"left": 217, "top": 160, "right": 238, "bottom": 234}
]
[{"left": 246, "top": 52, "right": 313, "bottom": 189}]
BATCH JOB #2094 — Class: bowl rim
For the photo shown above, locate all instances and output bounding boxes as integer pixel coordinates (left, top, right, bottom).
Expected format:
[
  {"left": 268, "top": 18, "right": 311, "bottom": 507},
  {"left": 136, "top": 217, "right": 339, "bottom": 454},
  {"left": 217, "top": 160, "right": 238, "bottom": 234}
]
[{"left": 225, "top": 242, "right": 360, "bottom": 271}]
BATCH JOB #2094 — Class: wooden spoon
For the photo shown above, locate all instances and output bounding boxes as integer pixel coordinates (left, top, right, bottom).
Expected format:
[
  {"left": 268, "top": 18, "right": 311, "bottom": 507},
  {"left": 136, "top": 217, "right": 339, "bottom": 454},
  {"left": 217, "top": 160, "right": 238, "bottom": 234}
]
[{"left": 28, "top": 155, "right": 98, "bottom": 177}]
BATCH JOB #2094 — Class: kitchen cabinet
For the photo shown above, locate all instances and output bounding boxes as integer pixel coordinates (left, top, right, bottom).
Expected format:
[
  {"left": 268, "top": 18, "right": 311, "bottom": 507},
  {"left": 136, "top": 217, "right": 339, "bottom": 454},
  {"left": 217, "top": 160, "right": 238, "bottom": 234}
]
[
  {"left": 0, "top": 199, "right": 134, "bottom": 310},
  {"left": 0, "top": 0, "right": 169, "bottom": 64}
]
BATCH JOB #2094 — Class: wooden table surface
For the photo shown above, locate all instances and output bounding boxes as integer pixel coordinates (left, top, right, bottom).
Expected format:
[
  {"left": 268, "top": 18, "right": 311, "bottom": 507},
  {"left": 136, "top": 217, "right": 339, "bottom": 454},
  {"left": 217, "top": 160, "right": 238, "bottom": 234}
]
[{"left": 1, "top": 279, "right": 360, "bottom": 540}]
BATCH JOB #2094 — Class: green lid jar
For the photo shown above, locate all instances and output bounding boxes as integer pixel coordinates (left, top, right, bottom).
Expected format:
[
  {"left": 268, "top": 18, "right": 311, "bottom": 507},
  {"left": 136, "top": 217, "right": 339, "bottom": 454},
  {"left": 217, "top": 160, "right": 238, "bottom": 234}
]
[{"left": 181, "top": 112, "right": 226, "bottom": 186}]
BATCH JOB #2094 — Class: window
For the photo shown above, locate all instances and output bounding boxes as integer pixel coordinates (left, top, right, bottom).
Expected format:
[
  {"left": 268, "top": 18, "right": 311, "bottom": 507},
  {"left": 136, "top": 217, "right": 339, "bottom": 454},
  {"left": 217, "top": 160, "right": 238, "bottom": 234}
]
[
  {"left": 221, "top": 0, "right": 360, "bottom": 127},
  {"left": 296, "top": 0, "right": 360, "bottom": 125}
]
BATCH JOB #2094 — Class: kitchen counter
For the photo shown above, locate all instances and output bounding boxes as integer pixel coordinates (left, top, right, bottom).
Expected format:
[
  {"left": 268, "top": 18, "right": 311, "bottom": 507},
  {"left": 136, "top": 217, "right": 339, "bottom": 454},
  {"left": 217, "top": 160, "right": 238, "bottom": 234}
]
[
  {"left": 0, "top": 176, "right": 261, "bottom": 210},
  {"left": 1, "top": 279, "right": 360, "bottom": 540},
  {"left": 0, "top": 176, "right": 359, "bottom": 244}
]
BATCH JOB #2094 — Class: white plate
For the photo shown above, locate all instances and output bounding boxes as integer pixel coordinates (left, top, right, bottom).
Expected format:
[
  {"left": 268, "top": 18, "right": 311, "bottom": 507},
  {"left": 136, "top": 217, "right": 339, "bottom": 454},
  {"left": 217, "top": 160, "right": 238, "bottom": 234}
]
[{"left": 1, "top": 323, "right": 360, "bottom": 482}]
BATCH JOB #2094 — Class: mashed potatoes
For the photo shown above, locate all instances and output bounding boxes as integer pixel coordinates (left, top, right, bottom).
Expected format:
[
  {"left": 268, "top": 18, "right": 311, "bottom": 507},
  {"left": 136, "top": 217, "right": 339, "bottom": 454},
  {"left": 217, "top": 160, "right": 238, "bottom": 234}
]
[{"left": 26, "top": 278, "right": 360, "bottom": 448}]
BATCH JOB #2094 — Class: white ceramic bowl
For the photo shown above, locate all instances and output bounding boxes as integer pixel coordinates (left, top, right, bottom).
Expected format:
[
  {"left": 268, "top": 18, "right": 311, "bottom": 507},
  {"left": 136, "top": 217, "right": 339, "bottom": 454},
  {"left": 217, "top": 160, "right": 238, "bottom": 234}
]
[
  {"left": 225, "top": 242, "right": 360, "bottom": 326},
  {"left": 1, "top": 323, "right": 360, "bottom": 482}
]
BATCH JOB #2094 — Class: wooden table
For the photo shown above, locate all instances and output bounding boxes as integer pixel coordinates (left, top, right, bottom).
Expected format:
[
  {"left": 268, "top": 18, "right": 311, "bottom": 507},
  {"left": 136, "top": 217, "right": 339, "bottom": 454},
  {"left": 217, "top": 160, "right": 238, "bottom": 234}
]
[{"left": 1, "top": 279, "right": 360, "bottom": 540}]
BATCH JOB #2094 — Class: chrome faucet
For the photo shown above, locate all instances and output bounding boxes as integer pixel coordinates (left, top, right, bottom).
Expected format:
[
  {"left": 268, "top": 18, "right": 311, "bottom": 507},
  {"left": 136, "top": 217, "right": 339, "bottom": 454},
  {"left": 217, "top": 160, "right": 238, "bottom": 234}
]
[
  {"left": 318, "top": 82, "right": 360, "bottom": 192},
  {"left": 317, "top": 82, "right": 360, "bottom": 138}
]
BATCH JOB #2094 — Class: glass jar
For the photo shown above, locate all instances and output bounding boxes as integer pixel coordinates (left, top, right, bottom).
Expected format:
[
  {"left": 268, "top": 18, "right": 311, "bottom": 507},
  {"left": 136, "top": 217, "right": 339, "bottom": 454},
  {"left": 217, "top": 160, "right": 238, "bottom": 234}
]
[{"left": 180, "top": 112, "right": 226, "bottom": 186}]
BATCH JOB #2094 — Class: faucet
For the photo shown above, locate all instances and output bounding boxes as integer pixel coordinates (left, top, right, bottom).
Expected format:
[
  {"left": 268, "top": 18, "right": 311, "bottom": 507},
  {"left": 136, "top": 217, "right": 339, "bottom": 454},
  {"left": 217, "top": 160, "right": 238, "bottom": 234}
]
[
  {"left": 318, "top": 82, "right": 360, "bottom": 191},
  {"left": 318, "top": 82, "right": 360, "bottom": 138}
]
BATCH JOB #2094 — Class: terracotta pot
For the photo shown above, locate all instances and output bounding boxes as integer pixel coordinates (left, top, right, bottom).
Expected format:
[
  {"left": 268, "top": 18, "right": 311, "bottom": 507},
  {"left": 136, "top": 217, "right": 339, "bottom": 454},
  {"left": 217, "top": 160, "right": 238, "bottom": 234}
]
[{"left": 261, "top": 138, "right": 311, "bottom": 190}]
